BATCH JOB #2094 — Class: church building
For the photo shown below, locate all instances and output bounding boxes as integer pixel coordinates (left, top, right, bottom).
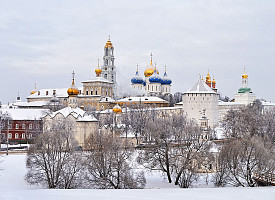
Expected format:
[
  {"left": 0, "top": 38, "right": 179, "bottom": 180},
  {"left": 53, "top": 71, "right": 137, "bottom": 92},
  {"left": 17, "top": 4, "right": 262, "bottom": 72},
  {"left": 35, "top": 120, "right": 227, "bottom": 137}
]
[
  {"left": 131, "top": 53, "right": 172, "bottom": 95},
  {"left": 234, "top": 67, "right": 256, "bottom": 105}
]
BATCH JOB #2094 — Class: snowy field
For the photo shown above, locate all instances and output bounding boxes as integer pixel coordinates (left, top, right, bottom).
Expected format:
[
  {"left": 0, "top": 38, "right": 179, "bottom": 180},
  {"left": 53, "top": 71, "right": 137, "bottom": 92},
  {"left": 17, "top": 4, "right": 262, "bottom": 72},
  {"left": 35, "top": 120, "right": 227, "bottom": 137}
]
[{"left": 0, "top": 153, "right": 274, "bottom": 200}]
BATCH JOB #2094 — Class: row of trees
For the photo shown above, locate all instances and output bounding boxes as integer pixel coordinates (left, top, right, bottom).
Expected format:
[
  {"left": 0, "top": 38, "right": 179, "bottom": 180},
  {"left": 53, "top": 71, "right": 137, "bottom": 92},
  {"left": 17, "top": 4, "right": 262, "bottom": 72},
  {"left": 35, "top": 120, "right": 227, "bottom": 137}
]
[
  {"left": 25, "top": 118, "right": 145, "bottom": 189},
  {"left": 214, "top": 100, "right": 275, "bottom": 187},
  {"left": 25, "top": 100, "right": 275, "bottom": 189}
]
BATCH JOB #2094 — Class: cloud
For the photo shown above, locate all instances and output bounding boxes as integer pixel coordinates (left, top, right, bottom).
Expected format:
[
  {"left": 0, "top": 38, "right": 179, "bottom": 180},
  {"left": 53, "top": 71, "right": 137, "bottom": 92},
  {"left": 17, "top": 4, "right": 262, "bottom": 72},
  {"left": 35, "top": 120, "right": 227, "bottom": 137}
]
[{"left": 0, "top": 0, "right": 275, "bottom": 104}]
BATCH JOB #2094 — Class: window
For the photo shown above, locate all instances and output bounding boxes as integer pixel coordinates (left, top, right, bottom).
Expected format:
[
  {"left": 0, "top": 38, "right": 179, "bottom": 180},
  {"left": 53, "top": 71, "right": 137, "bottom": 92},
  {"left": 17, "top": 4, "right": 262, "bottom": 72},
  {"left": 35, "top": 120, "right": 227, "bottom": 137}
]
[
  {"left": 22, "top": 124, "right": 25, "bottom": 129},
  {"left": 8, "top": 124, "right": 11, "bottom": 129},
  {"left": 156, "top": 86, "right": 157, "bottom": 91},
  {"left": 104, "top": 74, "right": 107, "bottom": 79},
  {"left": 46, "top": 91, "right": 49, "bottom": 95},
  {"left": 53, "top": 90, "right": 56, "bottom": 96},
  {"left": 95, "top": 89, "right": 98, "bottom": 95},
  {"left": 38, "top": 91, "right": 40, "bottom": 95},
  {"left": 15, "top": 133, "right": 19, "bottom": 139},
  {"left": 29, "top": 124, "right": 32, "bottom": 129},
  {"left": 8, "top": 133, "right": 12, "bottom": 139},
  {"left": 16, "top": 124, "right": 19, "bottom": 129},
  {"left": 91, "top": 90, "right": 93, "bottom": 95},
  {"left": 86, "top": 91, "right": 88, "bottom": 95},
  {"left": 22, "top": 133, "right": 25, "bottom": 139},
  {"left": 36, "top": 124, "right": 39, "bottom": 129}
]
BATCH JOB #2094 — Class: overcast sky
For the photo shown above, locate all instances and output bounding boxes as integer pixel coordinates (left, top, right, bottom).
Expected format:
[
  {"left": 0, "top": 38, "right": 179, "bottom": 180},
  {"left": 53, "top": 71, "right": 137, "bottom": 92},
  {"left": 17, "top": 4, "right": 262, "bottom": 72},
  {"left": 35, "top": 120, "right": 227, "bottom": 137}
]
[{"left": 0, "top": 0, "right": 275, "bottom": 104}]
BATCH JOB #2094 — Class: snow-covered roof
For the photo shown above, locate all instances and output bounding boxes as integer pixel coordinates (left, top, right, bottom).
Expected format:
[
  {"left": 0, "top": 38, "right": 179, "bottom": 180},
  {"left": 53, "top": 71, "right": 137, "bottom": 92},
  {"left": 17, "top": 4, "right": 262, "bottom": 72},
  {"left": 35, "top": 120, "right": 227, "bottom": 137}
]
[
  {"left": 261, "top": 101, "right": 275, "bottom": 106},
  {"left": 82, "top": 77, "right": 112, "bottom": 84},
  {"left": 100, "top": 96, "right": 115, "bottom": 103},
  {"left": 184, "top": 79, "right": 216, "bottom": 94},
  {"left": 0, "top": 108, "right": 46, "bottom": 120},
  {"left": 27, "top": 87, "right": 83, "bottom": 99},
  {"left": 77, "top": 115, "right": 98, "bottom": 122},
  {"left": 218, "top": 101, "right": 244, "bottom": 106},
  {"left": 116, "top": 96, "right": 168, "bottom": 103},
  {"left": 50, "top": 107, "right": 86, "bottom": 118},
  {"left": 12, "top": 101, "right": 48, "bottom": 107}
]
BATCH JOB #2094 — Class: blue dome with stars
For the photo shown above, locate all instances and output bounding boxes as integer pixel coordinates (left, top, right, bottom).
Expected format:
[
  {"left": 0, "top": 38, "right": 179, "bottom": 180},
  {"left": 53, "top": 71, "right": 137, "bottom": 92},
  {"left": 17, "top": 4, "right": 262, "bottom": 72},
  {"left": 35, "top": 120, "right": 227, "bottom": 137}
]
[
  {"left": 131, "top": 70, "right": 144, "bottom": 84},
  {"left": 161, "top": 70, "right": 172, "bottom": 85},
  {"left": 149, "top": 69, "right": 162, "bottom": 83}
]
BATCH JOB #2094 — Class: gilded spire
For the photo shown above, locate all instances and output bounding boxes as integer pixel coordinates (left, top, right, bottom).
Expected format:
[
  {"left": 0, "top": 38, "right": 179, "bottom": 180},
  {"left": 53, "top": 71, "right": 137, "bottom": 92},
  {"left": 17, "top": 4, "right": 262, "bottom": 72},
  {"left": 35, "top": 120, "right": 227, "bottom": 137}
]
[
  {"left": 242, "top": 66, "right": 248, "bottom": 79},
  {"left": 67, "top": 70, "right": 79, "bottom": 96},
  {"left": 72, "top": 70, "right": 75, "bottom": 85},
  {"left": 150, "top": 52, "right": 153, "bottom": 66},
  {"left": 105, "top": 35, "right": 113, "bottom": 48},
  {"left": 95, "top": 59, "right": 102, "bottom": 76},
  {"left": 31, "top": 83, "right": 37, "bottom": 94}
]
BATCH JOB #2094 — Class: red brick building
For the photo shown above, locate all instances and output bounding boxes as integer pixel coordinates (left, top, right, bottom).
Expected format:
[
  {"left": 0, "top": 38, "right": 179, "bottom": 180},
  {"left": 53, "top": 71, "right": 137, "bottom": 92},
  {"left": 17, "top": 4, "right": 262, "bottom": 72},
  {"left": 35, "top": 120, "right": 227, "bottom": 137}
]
[{"left": 0, "top": 109, "right": 44, "bottom": 144}]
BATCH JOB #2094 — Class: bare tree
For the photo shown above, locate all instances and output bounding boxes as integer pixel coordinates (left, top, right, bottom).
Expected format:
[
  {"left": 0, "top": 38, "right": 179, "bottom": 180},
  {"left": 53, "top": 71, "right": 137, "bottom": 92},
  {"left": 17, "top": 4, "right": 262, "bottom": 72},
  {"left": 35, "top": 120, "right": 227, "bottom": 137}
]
[
  {"left": 137, "top": 111, "right": 175, "bottom": 183},
  {"left": 128, "top": 104, "right": 151, "bottom": 144},
  {"left": 137, "top": 111, "right": 212, "bottom": 188},
  {"left": 215, "top": 101, "right": 275, "bottom": 187},
  {"left": 84, "top": 131, "right": 146, "bottom": 189},
  {"left": 216, "top": 135, "right": 274, "bottom": 187},
  {"left": 25, "top": 118, "right": 84, "bottom": 189}
]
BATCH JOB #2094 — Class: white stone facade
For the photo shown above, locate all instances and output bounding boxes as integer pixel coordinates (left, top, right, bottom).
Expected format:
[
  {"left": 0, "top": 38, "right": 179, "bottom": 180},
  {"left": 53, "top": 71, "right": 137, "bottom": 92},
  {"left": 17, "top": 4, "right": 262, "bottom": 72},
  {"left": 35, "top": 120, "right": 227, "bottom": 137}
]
[{"left": 182, "top": 79, "right": 219, "bottom": 128}]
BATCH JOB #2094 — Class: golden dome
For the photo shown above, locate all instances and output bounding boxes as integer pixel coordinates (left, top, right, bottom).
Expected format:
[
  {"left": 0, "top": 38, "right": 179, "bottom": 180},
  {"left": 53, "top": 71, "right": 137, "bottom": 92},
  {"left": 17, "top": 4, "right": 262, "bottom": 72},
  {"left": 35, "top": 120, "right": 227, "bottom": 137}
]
[
  {"left": 206, "top": 70, "right": 211, "bottom": 81},
  {"left": 30, "top": 83, "right": 36, "bottom": 95},
  {"left": 67, "top": 72, "right": 79, "bottom": 96},
  {"left": 144, "top": 67, "right": 159, "bottom": 77},
  {"left": 212, "top": 78, "right": 216, "bottom": 84},
  {"left": 113, "top": 104, "right": 122, "bottom": 114},
  {"left": 144, "top": 54, "right": 159, "bottom": 77},
  {"left": 242, "top": 74, "right": 248, "bottom": 78},
  {"left": 242, "top": 66, "right": 248, "bottom": 79},
  {"left": 95, "top": 68, "right": 102, "bottom": 74},
  {"left": 105, "top": 36, "right": 113, "bottom": 48}
]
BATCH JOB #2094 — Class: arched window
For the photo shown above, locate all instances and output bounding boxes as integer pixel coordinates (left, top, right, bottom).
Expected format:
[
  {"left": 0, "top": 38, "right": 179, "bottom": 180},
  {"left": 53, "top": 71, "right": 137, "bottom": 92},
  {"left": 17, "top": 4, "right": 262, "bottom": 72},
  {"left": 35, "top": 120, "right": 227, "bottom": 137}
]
[
  {"left": 22, "top": 133, "right": 25, "bottom": 139},
  {"left": 15, "top": 133, "right": 19, "bottom": 139}
]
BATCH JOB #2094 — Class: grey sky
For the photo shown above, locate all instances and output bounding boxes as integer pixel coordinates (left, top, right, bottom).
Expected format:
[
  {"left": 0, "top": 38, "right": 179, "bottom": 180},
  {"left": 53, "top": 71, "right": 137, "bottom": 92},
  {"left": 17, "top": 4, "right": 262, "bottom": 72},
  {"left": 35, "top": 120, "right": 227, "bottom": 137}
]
[{"left": 0, "top": 0, "right": 275, "bottom": 104}]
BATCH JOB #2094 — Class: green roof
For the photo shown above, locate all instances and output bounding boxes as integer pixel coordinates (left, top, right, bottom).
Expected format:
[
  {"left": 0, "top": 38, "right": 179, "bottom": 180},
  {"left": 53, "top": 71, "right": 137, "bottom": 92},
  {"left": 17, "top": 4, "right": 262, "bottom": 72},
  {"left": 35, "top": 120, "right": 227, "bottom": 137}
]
[{"left": 238, "top": 87, "right": 252, "bottom": 93}]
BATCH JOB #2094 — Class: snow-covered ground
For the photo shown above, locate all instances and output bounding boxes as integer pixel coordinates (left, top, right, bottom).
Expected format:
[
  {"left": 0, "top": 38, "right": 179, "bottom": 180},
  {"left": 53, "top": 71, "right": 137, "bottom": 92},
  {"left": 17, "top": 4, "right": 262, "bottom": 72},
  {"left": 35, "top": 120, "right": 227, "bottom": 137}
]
[{"left": 0, "top": 153, "right": 274, "bottom": 200}]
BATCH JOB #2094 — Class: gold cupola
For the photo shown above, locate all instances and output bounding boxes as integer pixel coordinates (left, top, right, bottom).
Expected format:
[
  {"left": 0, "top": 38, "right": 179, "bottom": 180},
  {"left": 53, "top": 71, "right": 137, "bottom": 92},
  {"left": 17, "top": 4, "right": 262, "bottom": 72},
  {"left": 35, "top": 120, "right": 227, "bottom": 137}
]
[
  {"left": 144, "top": 52, "right": 159, "bottom": 77},
  {"left": 242, "top": 66, "right": 248, "bottom": 79},
  {"left": 105, "top": 35, "right": 113, "bottom": 48},
  {"left": 206, "top": 70, "right": 211, "bottom": 83},
  {"left": 30, "top": 83, "right": 37, "bottom": 95},
  {"left": 95, "top": 59, "right": 102, "bottom": 77},
  {"left": 67, "top": 71, "right": 79, "bottom": 96},
  {"left": 113, "top": 104, "right": 122, "bottom": 114}
]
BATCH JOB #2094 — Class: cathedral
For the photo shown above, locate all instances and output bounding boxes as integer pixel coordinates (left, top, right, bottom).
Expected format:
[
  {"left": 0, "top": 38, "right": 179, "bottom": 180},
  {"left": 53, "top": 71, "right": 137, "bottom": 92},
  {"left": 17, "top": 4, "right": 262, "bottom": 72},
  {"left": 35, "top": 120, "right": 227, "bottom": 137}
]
[
  {"left": 27, "top": 38, "right": 117, "bottom": 111},
  {"left": 131, "top": 53, "right": 172, "bottom": 95}
]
